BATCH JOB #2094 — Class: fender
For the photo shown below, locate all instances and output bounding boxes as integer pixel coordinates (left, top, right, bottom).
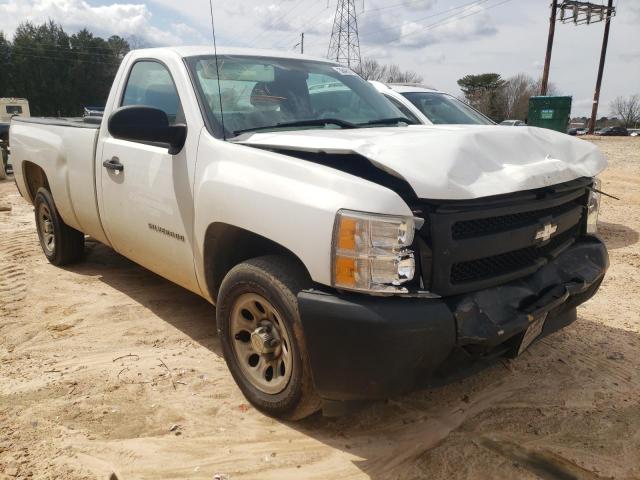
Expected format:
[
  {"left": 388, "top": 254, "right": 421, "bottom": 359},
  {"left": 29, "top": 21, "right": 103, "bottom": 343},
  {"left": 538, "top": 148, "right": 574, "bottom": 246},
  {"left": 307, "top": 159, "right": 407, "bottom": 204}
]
[{"left": 192, "top": 133, "right": 413, "bottom": 301}]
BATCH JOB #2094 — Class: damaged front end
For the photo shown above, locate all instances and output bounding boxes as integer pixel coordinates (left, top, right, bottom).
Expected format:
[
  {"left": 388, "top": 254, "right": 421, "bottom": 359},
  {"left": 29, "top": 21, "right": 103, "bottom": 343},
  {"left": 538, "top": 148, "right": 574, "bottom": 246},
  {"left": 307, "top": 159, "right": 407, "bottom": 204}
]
[
  {"left": 448, "top": 236, "right": 607, "bottom": 355},
  {"left": 297, "top": 178, "right": 609, "bottom": 403}
]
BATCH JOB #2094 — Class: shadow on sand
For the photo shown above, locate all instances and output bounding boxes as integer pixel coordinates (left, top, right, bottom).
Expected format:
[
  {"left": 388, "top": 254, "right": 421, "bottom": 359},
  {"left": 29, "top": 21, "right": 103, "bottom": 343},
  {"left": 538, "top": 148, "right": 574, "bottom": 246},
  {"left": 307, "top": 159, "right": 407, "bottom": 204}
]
[{"left": 66, "top": 240, "right": 639, "bottom": 480}]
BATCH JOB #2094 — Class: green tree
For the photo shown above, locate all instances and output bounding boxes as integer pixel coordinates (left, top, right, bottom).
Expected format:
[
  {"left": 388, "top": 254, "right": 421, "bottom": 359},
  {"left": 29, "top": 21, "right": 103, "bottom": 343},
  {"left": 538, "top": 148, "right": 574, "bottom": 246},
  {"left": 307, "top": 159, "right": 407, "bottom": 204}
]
[
  {"left": 457, "top": 73, "right": 505, "bottom": 121},
  {"left": 10, "top": 21, "right": 73, "bottom": 116},
  {"left": 6, "top": 21, "right": 129, "bottom": 117},
  {"left": 0, "top": 31, "right": 11, "bottom": 96}
]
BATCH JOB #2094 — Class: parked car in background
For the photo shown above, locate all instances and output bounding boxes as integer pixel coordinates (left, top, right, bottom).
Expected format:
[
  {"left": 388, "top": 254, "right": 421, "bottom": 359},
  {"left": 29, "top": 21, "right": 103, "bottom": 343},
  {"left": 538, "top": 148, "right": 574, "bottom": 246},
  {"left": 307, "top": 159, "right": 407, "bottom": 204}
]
[
  {"left": 627, "top": 129, "right": 639, "bottom": 137},
  {"left": 567, "top": 127, "right": 588, "bottom": 136},
  {"left": 10, "top": 47, "right": 608, "bottom": 419},
  {"left": 369, "top": 81, "right": 494, "bottom": 125},
  {"left": 500, "top": 119, "right": 526, "bottom": 126},
  {"left": 0, "top": 98, "right": 30, "bottom": 178},
  {"left": 596, "top": 126, "right": 629, "bottom": 136}
]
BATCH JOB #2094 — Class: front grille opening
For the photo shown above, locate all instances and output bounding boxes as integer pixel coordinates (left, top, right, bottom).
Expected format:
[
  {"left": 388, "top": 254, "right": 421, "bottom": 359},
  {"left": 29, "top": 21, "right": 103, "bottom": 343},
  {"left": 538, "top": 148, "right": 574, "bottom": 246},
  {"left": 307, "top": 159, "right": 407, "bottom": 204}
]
[
  {"left": 450, "top": 227, "right": 579, "bottom": 285},
  {"left": 452, "top": 201, "right": 582, "bottom": 240}
]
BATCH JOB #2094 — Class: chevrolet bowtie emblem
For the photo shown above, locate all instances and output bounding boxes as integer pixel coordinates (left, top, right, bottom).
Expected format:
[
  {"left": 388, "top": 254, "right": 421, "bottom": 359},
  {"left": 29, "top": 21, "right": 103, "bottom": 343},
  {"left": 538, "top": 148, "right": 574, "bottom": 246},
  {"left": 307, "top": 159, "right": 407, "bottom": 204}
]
[{"left": 535, "top": 222, "right": 558, "bottom": 242}]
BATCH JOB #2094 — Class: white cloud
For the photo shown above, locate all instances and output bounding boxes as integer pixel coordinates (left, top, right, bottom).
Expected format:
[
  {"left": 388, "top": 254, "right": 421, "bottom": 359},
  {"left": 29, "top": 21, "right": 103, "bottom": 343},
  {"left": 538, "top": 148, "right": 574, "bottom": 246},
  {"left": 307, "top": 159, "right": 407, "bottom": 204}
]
[
  {"left": 359, "top": 3, "right": 497, "bottom": 49},
  {"left": 0, "top": 0, "right": 204, "bottom": 45},
  {"left": 1, "top": 0, "right": 637, "bottom": 117}
]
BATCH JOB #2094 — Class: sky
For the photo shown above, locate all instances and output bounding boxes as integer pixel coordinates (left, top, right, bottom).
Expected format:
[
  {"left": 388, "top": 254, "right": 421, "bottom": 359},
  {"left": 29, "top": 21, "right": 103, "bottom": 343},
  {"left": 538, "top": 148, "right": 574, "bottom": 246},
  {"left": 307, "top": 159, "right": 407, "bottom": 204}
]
[{"left": 0, "top": 0, "right": 638, "bottom": 116}]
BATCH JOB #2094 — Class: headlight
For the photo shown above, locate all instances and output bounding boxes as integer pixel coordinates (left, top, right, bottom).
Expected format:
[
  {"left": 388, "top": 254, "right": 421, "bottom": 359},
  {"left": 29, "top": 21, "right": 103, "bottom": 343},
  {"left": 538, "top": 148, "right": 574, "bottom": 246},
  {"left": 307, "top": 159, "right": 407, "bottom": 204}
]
[
  {"left": 332, "top": 210, "right": 421, "bottom": 294},
  {"left": 587, "top": 178, "right": 601, "bottom": 234}
]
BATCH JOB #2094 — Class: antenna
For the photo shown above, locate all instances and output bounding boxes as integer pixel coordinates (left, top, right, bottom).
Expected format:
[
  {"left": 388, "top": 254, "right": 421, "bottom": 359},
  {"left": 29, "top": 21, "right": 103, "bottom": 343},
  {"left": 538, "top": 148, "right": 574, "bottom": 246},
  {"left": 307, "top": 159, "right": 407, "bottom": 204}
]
[{"left": 208, "top": 0, "right": 226, "bottom": 140}]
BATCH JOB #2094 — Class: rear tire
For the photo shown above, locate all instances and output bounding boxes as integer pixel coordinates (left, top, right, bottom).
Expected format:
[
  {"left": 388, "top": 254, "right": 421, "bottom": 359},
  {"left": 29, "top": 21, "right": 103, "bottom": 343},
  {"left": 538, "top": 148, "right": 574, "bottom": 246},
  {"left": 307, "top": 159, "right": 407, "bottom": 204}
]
[
  {"left": 217, "top": 255, "right": 321, "bottom": 420},
  {"left": 34, "top": 188, "right": 85, "bottom": 266}
]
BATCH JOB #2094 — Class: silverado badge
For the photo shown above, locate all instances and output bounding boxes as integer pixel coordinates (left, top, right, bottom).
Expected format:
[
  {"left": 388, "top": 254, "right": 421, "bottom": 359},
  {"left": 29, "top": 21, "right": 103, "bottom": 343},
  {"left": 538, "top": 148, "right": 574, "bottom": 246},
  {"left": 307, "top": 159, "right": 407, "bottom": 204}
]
[{"left": 535, "top": 222, "right": 558, "bottom": 242}]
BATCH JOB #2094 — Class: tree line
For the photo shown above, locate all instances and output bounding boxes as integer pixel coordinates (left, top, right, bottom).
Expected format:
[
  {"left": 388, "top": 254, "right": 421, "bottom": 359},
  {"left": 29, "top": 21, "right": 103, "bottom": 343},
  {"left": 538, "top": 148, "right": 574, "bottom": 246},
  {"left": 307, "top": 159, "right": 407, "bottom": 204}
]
[
  {"left": 458, "top": 73, "right": 639, "bottom": 127},
  {"left": 0, "top": 21, "right": 130, "bottom": 117},
  {"left": 355, "top": 57, "right": 424, "bottom": 84},
  {"left": 457, "top": 73, "right": 560, "bottom": 123}
]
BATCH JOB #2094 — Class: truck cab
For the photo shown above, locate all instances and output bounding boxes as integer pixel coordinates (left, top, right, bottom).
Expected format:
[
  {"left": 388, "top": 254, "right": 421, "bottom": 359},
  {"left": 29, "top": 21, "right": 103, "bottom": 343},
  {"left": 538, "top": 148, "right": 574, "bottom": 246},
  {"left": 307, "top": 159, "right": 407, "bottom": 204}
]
[{"left": 9, "top": 48, "right": 608, "bottom": 419}]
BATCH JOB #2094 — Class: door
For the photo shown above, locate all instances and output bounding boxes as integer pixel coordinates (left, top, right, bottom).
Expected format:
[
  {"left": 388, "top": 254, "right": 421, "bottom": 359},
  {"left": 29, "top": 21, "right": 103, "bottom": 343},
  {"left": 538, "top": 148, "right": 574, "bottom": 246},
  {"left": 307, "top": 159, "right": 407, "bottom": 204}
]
[{"left": 98, "top": 60, "right": 200, "bottom": 293}]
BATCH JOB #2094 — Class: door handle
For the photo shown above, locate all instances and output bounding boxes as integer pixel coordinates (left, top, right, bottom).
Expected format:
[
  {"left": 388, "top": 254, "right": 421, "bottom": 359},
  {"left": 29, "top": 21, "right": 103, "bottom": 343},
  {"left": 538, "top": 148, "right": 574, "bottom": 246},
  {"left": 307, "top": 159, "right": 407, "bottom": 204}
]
[{"left": 103, "top": 157, "right": 124, "bottom": 172}]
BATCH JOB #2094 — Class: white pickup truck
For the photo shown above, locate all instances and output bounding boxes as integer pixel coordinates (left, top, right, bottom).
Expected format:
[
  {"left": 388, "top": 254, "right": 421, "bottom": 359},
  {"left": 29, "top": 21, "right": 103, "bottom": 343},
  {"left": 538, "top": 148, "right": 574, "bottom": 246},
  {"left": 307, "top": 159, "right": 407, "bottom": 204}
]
[{"left": 10, "top": 47, "right": 608, "bottom": 419}]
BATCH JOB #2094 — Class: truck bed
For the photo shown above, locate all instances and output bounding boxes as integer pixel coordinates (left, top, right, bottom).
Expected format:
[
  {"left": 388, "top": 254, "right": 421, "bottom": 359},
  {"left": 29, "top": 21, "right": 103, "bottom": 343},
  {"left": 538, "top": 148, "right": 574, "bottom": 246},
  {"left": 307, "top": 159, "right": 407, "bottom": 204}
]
[{"left": 10, "top": 115, "right": 109, "bottom": 246}]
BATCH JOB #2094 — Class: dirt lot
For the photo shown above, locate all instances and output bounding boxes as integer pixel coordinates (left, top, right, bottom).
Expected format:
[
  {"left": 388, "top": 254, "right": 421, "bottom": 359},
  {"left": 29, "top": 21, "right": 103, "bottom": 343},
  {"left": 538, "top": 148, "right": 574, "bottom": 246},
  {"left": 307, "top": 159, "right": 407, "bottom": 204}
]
[{"left": 0, "top": 136, "right": 639, "bottom": 480}]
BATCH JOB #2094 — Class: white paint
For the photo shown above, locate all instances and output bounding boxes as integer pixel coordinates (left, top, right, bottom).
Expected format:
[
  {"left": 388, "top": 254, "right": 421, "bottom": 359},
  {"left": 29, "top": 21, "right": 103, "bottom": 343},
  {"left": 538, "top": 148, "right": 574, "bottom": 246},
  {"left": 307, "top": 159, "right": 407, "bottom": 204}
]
[
  {"left": 235, "top": 125, "right": 607, "bottom": 200},
  {"left": 9, "top": 47, "right": 607, "bottom": 303}
]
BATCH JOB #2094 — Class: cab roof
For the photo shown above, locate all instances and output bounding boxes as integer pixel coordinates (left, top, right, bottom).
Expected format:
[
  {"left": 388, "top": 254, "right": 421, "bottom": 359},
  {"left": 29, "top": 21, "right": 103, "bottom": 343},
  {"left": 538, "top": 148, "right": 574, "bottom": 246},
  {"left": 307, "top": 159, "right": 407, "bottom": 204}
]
[
  {"left": 369, "top": 80, "right": 440, "bottom": 94},
  {"left": 132, "top": 45, "right": 338, "bottom": 65}
]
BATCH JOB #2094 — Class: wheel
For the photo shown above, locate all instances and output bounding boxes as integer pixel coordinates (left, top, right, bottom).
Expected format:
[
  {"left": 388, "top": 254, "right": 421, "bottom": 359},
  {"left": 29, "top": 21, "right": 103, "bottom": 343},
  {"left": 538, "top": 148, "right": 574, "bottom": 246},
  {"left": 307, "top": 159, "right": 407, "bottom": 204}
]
[
  {"left": 217, "top": 255, "right": 321, "bottom": 420},
  {"left": 34, "top": 187, "right": 85, "bottom": 266}
]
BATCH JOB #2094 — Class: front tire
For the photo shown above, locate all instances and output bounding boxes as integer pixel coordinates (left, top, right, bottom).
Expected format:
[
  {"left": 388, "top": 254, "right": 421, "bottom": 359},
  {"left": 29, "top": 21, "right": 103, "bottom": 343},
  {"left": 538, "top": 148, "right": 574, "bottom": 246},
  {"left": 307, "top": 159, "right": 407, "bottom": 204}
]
[
  {"left": 34, "top": 188, "right": 85, "bottom": 266},
  {"left": 217, "top": 255, "right": 321, "bottom": 420}
]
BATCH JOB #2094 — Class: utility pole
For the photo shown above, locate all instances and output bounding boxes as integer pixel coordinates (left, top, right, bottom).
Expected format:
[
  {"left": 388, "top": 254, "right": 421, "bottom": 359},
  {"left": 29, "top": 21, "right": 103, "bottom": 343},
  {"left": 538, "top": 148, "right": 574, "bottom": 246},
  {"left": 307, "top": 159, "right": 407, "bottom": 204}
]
[
  {"left": 327, "top": 0, "right": 362, "bottom": 70},
  {"left": 537, "top": 1, "right": 616, "bottom": 129},
  {"left": 588, "top": 0, "right": 614, "bottom": 134},
  {"left": 540, "top": 0, "right": 558, "bottom": 96},
  {"left": 294, "top": 33, "right": 305, "bottom": 54}
]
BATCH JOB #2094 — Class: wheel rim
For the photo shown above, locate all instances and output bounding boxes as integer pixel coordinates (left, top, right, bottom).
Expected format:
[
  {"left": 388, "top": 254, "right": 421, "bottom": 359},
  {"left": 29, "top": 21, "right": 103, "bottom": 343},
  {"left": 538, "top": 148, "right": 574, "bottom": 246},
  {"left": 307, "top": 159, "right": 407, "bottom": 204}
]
[
  {"left": 230, "top": 293, "right": 293, "bottom": 395},
  {"left": 38, "top": 203, "right": 55, "bottom": 254}
]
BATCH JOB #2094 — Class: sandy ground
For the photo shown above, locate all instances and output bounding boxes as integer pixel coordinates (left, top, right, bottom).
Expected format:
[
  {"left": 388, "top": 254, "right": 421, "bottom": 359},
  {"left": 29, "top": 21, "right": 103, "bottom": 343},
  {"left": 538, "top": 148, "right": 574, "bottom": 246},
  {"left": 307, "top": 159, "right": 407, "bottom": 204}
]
[{"left": 0, "top": 136, "right": 639, "bottom": 480}]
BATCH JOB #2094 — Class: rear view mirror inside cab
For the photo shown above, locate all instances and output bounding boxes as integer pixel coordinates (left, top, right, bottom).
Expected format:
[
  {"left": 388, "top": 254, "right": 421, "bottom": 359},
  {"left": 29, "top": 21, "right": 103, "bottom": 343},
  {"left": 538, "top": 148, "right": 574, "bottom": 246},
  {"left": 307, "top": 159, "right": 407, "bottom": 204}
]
[{"left": 201, "top": 60, "right": 275, "bottom": 83}]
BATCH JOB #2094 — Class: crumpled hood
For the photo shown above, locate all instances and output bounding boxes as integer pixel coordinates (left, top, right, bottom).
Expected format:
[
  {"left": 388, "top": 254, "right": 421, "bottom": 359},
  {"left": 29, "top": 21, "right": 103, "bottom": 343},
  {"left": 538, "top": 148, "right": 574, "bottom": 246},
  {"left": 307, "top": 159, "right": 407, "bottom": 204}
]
[{"left": 233, "top": 125, "right": 607, "bottom": 200}]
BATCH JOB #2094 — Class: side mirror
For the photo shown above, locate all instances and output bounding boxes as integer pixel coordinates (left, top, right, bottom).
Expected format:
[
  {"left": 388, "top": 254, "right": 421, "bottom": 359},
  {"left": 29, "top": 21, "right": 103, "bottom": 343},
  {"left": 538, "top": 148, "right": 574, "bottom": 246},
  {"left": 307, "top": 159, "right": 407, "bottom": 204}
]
[{"left": 108, "top": 106, "right": 187, "bottom": 155}]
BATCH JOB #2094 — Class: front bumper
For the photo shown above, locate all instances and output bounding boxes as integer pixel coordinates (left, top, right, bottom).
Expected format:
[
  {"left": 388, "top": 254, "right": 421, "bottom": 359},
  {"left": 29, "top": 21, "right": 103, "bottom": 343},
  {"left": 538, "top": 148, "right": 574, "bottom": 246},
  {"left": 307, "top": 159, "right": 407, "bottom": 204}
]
[{"left": 298, "top": 236, "right": 608, "bottom": 402}]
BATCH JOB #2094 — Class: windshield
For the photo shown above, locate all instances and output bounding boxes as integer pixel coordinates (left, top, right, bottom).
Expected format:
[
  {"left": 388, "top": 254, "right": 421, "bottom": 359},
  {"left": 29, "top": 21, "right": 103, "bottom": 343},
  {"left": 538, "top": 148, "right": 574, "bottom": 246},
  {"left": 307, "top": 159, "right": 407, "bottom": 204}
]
[
  {"left": 401, "top": 92, "right": 493, "bottom": 125},
  {"left": 186, "top": 55, "right": 408, "bottom": 137}
]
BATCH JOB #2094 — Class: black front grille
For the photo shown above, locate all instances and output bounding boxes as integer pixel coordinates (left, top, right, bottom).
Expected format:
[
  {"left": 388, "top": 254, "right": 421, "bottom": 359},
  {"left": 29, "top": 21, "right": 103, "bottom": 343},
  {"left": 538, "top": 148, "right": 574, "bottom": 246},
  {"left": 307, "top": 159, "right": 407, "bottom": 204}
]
[
  {"left": 417, "top": 178, "right": 591, "bottom": 296},
  {"left": 452, "top": 201, "right": 580, "bottom": 240},
  {"left": 450, "top": 226, "right": 578, "bottom": 284}
]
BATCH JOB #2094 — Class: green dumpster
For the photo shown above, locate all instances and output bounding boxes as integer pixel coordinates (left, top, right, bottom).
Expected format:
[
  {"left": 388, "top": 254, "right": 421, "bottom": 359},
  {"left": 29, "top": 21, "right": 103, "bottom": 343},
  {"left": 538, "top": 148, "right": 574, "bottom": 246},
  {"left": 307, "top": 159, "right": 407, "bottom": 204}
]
[{"left": 527, "top": 96, "right": 572, "bottom": 133}]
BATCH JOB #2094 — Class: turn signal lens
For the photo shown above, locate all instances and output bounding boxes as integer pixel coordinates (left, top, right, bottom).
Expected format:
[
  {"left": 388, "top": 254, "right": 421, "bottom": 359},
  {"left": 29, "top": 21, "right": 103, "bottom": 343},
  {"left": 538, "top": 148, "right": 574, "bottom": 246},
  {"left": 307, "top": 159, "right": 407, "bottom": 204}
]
[{"left": 332, "top": 210, "right": 419, "bottom": 294}]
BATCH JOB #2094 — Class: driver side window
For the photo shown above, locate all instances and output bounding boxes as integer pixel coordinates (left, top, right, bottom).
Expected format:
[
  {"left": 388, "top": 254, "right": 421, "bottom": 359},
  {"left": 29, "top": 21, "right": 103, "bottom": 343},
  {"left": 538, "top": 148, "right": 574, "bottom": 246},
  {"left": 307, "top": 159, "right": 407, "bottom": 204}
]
[{"left": 122, "top": 61, "right": 183, "bottom": 125}]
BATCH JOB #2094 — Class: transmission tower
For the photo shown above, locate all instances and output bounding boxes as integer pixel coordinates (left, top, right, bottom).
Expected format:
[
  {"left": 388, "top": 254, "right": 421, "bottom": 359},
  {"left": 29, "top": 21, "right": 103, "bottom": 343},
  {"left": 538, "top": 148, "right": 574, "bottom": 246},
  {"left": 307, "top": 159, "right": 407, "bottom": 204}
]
[{"left": 327, "top": 0, "right": 362, "bottom": 70}]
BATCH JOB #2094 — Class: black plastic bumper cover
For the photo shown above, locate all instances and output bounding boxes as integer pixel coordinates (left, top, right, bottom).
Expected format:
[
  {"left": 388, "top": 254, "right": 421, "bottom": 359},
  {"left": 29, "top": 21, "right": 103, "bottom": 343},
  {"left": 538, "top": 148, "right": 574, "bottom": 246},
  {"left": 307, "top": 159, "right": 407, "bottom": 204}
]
[{"left": 298, "top": 237, "right": 608, "bottom": 402}]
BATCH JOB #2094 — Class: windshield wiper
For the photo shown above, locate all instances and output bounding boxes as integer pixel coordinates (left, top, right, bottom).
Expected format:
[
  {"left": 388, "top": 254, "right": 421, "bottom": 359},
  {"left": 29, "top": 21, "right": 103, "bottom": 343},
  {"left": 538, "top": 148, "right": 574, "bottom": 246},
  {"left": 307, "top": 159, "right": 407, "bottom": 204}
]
[
  {"left": 233, "top": 118, "right": 357, "bottom": 136},
  {"left": 360, "top": 117, "right": 414, "bottom": 126}
]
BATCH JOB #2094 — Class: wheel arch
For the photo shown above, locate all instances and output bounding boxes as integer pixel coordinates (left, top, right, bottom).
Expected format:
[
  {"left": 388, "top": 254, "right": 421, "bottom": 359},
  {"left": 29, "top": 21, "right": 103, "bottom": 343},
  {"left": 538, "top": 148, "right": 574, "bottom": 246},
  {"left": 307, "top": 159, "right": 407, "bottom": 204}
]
[
  {"left": 203, "top": 222, "right": 312, "bottom": 302},
  {"left": 22, "top": 161, "right": 50, "bottom": 203}
]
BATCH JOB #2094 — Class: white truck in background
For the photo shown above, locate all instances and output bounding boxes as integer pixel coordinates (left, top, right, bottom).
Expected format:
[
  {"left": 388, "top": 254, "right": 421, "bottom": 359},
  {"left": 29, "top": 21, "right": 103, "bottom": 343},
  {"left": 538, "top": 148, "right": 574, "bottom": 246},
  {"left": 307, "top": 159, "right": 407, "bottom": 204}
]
[
  {"left": 10, "top": 47, "right": 608, "bottom": 419},
  {"left": 1, "top": 98, "right": 30, "bottom": 179},
  {"left": 369, "top": 81, "right": 495, "bottom": 126}
]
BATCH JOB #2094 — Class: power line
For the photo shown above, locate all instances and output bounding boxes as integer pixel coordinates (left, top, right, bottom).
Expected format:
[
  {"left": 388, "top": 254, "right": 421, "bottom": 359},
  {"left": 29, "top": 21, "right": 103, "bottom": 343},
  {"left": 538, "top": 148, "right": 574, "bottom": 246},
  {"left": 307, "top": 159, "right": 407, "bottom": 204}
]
[
  {"left": 9, "top": 40, "right": 129, "bottom": 52},
  {"left": 10, "top": 45, "right": 125, "bottom": 58},
  {"left": 272, "top": 2, "right": 335, "bottom": 49},
  {"left": 361, "top": 0, "right": 512, "bottom": 44},
  {"left": 364, "top": 0, "right": 488, "bottom": 17},
  {"left": 8, "top": 52, "right": 121, "bottom": 66},
  {"left": 277, "top": 0, "right": 496, "bottom": 54},
  {"left": 538, "top": 0, "right": 618, "bottom": 133},
  {"left": 247, "top": 0, "right": 312, "bottom": 45}
]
